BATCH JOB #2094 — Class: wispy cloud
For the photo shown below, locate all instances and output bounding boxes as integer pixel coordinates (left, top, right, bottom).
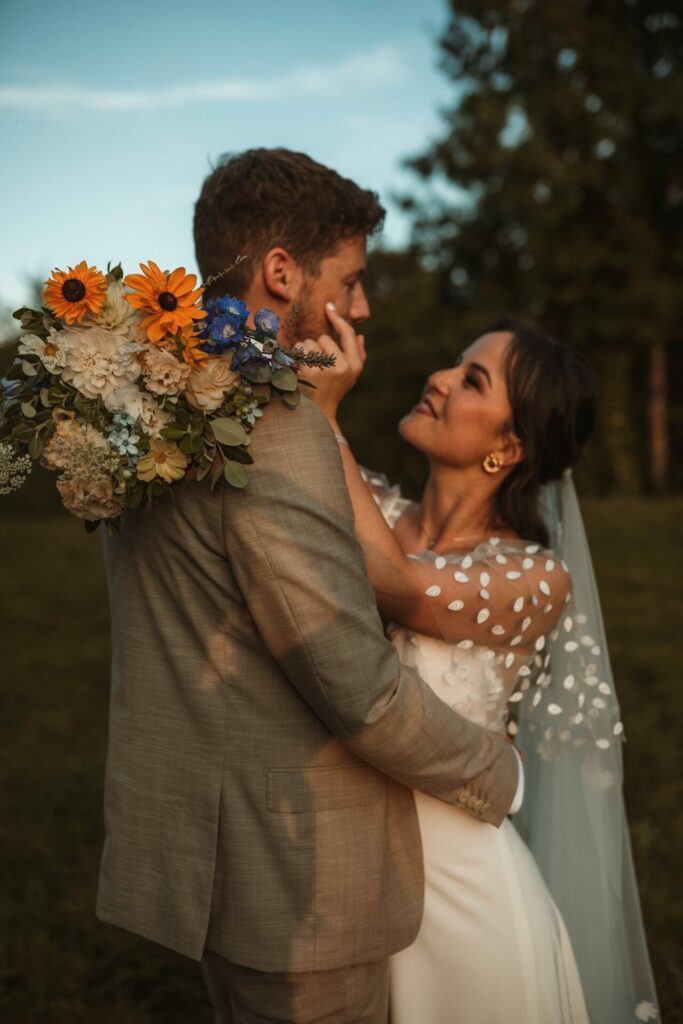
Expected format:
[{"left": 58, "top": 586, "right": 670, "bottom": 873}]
[{"left": 0, "top": 44, "right": 404, "bottom": 112}]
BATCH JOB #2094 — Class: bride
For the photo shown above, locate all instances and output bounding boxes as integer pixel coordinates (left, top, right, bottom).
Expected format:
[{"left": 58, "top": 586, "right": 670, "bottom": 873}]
[{"left": 301, "top": 309, "right": 659, "bottom": 1023}]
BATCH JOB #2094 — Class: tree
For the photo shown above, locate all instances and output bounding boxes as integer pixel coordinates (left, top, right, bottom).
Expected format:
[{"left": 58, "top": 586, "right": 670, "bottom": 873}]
[{"left": 404, "top": 0, "right": 683, "bottom": 492}]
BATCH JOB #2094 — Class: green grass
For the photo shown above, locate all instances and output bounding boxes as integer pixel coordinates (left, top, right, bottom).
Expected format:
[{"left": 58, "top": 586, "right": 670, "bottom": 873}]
[{"left": 0, "top": 483, "right": 681, "bottom": 1021}]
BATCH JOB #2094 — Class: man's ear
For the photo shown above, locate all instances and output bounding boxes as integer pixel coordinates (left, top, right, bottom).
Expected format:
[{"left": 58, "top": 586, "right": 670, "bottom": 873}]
[{"left": 262, "top": 247, "right": 304, "bottom": 303}]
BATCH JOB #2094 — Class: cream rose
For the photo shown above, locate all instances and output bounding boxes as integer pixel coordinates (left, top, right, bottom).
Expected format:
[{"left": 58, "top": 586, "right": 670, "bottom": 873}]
[
  {"left": 185, "top": 354, "right": 238, "bottom": 412},
  {"left": 142, "top": 346, "right": 191, "bottom": 396}
]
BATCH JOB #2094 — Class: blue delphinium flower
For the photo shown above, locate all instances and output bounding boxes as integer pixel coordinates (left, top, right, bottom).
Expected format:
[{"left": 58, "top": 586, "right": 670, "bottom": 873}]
[
  {"left": 200, "top": 296, "right": 249, "bottom": 355},
  {"left": 254, "top": 308, "right": 279, "bottom": 338}
]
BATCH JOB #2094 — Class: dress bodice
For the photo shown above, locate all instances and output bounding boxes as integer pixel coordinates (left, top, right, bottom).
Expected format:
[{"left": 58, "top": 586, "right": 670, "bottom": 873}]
[{"left": 362, "top": 469, "right": 571, "bottom": 736}]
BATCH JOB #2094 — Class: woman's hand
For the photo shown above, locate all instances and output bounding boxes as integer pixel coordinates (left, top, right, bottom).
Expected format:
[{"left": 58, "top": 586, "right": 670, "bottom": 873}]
[{"left": 297, "top": 302, "right": 367, "bottom": 422}]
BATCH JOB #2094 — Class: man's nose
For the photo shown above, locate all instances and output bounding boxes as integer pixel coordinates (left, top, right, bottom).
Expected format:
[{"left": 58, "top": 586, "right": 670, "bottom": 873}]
[{"left": 350, "top": 285, "right": 370, "bottom": 323}]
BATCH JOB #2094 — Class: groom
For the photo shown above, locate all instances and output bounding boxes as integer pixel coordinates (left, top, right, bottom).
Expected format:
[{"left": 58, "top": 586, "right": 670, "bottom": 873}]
[{"left": 98, "top": 148, "right": 522, "bottom": 1023}]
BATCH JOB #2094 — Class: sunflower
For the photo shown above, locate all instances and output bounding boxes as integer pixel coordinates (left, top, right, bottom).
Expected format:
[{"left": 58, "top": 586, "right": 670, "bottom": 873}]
[
  {"left": 44, "top": 262, "right": 107, "bottom": 324},
  {"left": 124, "top": 261, "right": 207, "bottom": 344},
  {"left": 136, "top": 439, "right": 189, "bottom": 484}
]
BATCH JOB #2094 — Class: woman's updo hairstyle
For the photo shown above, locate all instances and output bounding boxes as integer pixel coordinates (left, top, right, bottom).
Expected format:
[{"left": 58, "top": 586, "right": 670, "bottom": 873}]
[{"left": 486, "top": 316, "right": 597, "bottom": 547}]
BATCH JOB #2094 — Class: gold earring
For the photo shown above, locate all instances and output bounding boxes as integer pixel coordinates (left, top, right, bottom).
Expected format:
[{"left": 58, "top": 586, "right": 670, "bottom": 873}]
[{"left": 482, "top": 453, "right": 502, "bottom": 474}]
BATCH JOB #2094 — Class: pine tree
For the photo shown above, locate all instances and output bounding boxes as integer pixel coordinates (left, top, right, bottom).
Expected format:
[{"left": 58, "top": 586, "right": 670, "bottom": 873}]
[{"left": 404, "top": 0, "right": 682, "bottom": 491}]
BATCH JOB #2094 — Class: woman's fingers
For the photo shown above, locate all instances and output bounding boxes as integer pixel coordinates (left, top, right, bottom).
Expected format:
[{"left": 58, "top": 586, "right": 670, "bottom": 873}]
[{"left": 325, "top": 303, "right": 364, "bottom": 371}]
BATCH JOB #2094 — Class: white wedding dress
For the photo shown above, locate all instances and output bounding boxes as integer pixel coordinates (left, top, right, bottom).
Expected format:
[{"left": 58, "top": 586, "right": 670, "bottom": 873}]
[{"left": 364, "top": 474, "right": 590, "bottom": 1024}]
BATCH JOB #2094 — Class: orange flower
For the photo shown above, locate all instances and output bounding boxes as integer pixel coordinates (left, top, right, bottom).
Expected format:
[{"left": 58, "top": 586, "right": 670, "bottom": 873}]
[
  {"left": 43, "top": 262, "right": 107, "bottom": 324},
  {"left": 124, "top": 261, "right": 207, "bottom": 343},
  {"left": 179, "top": 328, "right": 209, "bottom": 369}
]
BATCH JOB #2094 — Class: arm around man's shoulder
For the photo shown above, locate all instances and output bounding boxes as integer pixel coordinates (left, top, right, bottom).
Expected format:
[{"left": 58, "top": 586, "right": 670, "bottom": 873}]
[{"left": 221, "top": 397, "right": 519, "bottom": 825}]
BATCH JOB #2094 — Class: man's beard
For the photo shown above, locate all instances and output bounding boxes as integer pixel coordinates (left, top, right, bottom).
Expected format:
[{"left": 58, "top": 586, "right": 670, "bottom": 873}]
[{"left": 282, "top": 281, "right": 337, "bottom": 348}]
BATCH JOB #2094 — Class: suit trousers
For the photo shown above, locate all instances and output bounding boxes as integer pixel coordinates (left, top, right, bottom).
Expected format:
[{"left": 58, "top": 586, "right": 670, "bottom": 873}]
[{"left": 201, "top": 950, "right": 389, "bottom": 1024}]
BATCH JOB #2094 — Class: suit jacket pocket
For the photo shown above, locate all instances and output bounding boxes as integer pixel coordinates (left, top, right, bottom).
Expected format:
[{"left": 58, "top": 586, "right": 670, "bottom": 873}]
[{"left": 266, "top": 762, "right": 386, "bottom": 814}]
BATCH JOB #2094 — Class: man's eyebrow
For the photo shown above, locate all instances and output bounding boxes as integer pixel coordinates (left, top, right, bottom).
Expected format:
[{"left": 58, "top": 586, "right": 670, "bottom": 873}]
[
  {"left": 345, "top": 267, "right": 366, "bottom": 280},
  {"left": 469, "top": 361, "right": 492, "bottom": 386}
]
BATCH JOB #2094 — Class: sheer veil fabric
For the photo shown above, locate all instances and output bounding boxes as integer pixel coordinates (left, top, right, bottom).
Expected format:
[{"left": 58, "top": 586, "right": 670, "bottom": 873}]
[{"left": 513, "top": 473, "right": 659, "bottom": 1022}]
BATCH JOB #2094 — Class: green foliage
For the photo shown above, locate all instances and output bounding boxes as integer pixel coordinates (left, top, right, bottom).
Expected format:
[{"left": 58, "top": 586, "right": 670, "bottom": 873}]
[{"left": 400, "top": 0, "right": 683, "bottom": 491}]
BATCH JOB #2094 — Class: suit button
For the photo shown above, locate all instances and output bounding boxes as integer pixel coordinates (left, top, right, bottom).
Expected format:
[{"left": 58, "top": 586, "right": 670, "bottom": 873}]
[
  {"left": 458, "top": 791, "right": 470, "bottom": 805},
  {"left": 467, "top": 795, "right": 479, "bottom": 810}
]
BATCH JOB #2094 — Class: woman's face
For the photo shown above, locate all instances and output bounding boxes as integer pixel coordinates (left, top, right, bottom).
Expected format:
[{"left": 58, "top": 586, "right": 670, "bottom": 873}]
[{"left": 399, "top": 331, "right": 518, "bottom": 470}]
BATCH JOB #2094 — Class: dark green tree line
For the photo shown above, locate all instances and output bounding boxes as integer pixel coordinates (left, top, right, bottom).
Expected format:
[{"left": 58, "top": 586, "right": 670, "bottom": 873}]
[{"left": 399, "top": 0, "right": 682, "bottom": 492}]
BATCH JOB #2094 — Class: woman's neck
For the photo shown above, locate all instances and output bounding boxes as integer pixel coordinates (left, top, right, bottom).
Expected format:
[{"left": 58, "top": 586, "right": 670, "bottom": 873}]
[{"left": 415, "top": 466, "right": 503, "bottom": 550}]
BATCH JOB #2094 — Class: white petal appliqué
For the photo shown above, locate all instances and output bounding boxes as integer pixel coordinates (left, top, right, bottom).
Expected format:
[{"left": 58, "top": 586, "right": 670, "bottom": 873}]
[
  {"left": 495, "top": 554, "right": 508, "bottom": 564},
  {"left": 563, "top": 674, "right": 575, "bottom": 689},
  {"left": 480, "top": 588, "right": 490, "bottom": 600},
  {"left": 457, "top": 639, "right": 474, "bottom": 649},
  {"left": 447, "top": 599, "right": 464, "bottom": 611},
  {"left": 508, "top": 691, "right": 524, "bottom": 703},
  {"left": 477, "top": 609, "right": 490, "bottom": 624},
  {"left": 480, "top": 571, "right": 490, "bottom": 586},
  {"left": 434, "top": 556, "right": 447, "bottom": 570},
  {"left": 564, "top": 640, "right": 579, "bottom": 652},
  {"left": 545, "top": 558, "right": 555, "bottom": 572},
  {"left": 548, "top": 703, "right": 562, "bottom": 715},
  {"left": 539, "top": 580, "right": 551, "bottom": 596},
  {"left": 522, "top": 557, "right": 534, "bottom": 570},
  {"left": 491, "top": 625, "right": 505, "bottom": 636},
  {"left": 425, "top": 585, "right": 442, "bottom": 597},
  {"left": 635, "top": 1000, "right": 658, "bottom": 1022},
  {"left": 454, "top": 571, "right": 469, "bottom": 583},
  {"left": 505, "top": 652, "right": 515, "bottom": 669},
  {"left": 461, "top": 555, "right": 473, "bottom": 569},
  {"left": 596, "top": 739, "right": 611, "bottom": 750},
  {"left": 506, "top": 571, "right": 522, "bottom": 580},
  {"left": 513, "top": 597, "right": 524, "bottom": 612}
]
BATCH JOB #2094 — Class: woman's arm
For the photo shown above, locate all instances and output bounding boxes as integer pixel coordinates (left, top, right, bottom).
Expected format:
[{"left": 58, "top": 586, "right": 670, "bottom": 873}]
[{"left": 300, "top": 305, "right": 571, "bottom": 645}]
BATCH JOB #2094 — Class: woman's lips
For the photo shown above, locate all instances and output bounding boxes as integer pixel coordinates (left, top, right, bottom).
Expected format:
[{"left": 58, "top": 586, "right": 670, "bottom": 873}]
[{"left": 414, "top": 396, "right": 437, "bottom": 417}]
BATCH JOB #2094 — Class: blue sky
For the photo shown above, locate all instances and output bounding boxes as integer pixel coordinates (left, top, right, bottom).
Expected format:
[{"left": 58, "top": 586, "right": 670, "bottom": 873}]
[{"left": 0, "top": 0, "right": 454, "bottom": 315}]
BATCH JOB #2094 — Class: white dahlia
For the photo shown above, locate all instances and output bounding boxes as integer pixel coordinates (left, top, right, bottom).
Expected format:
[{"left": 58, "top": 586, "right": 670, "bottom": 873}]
[
  {"left": 103, "top": 383, "right": 172, "bottom": 439},
  {"left": 90, "top": 279, "right": 140, "bottom": 340},
  {"left": 60, "top": 324, "right": 142, "bottom": 400}
]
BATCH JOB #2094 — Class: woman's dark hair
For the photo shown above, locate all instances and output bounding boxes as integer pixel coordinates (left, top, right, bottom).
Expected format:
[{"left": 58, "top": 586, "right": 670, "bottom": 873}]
[{"left": 486, "top": 316, "right": 597, "bottom": 547}]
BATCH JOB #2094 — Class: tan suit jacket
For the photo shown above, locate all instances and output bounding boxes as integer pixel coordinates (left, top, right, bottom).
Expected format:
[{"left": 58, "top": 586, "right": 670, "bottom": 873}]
[{"left": 97, "top": 397, "right": 518, "bottom": 972}]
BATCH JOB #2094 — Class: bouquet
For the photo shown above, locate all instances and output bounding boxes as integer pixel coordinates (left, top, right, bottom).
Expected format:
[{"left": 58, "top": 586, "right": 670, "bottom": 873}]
[{"left": 0, "top": 260, "right": 332, "bottom": 528}]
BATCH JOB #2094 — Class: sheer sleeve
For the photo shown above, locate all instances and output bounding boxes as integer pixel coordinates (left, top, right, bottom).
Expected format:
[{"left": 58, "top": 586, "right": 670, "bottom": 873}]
[
  {"left": 359, "top": 466, "right": 409, "bottom": 529},
  {"left": 388, "top": 540, "right": 572, "bottom": 653}
]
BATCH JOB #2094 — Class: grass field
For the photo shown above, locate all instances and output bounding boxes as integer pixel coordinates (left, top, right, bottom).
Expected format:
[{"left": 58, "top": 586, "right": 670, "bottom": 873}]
[{"left": 0, "top": 481, "right": 681, "bottom": 1022}]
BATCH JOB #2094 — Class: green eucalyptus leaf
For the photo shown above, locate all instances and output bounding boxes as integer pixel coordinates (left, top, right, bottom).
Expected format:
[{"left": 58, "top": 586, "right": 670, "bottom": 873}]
[
  {"left": 21, "top": 360, "right": 37, "bottom": 378},
  {"left": 40, "top": 388, "right": 51, "bottom": 408},
  {"left": 280, "top": 389, "right": 301, "bottom": 410},
  {"left": 210, "top": 458, "right": 225, "bottom": 492},
  {"left": 160, "top": 425, "right": 186, "bottom": 440},
  {"left": 240, "top": 364, "right": 272, "bottom": 384},
  {"left": 222, "top": 445, "right": 253, "bottom": 465},
  {"left": 271, "top": 368, "right": 298, "bottom": 392},
  {"left": 210, "top": 417, "right": 249, "bottom": 446},
  {"left": 128, "top": 484, "right": 145, "bottom": 509},
  {"left": 27, "top": 433, "right": 44, "bottom": 459},
  {"left": 20, "top": 402, "right": 37, "bottom": 419},
  {"left": 196, "top": 460, "right": 213, "bottom": 482},
  {"left": 224, "top": 459, "right": 248, "bottom": 489}
]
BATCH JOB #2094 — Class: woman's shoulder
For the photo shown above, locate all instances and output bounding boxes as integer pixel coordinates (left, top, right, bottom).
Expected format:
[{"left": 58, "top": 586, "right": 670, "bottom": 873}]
[{"left": 359, "top": 467, "right": 413, "bottom": 528}]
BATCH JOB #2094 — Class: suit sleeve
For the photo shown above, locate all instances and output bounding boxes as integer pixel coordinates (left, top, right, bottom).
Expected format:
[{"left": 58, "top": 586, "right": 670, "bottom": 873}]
[{"left": 220, "top": 397, "right": 519, "bottom": 825}]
